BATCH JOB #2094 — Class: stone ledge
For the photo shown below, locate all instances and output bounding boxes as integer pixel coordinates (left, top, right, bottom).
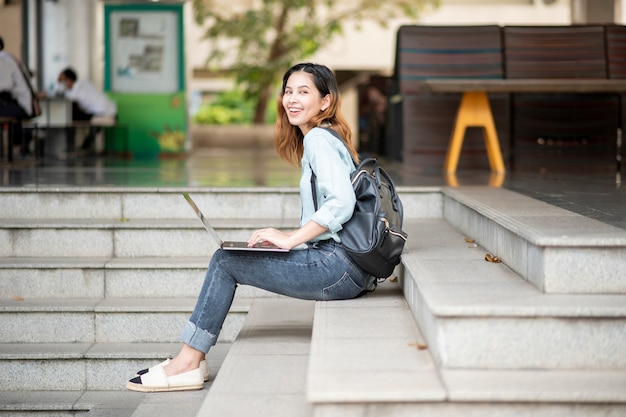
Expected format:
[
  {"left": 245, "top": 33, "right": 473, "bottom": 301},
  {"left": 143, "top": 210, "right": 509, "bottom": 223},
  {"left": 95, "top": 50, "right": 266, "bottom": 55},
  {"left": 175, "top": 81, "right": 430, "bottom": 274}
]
[
  {"left": 0, "top": 297, "right": 250, "bottom": 313},
  {"left": 442, "top": 369, "right": 626, "bottom": 403},
  {"left": 443, "top": 187, "right": 626, "bottom": 246},
  {"left": 0, "top": 218, "right": 300, "bottom": 230},
  {"left": 442, "top": 187, "right": 626, "bottom": 293},
  {"left": 402, "top": 218, "right": 626, "bottom": 369}
]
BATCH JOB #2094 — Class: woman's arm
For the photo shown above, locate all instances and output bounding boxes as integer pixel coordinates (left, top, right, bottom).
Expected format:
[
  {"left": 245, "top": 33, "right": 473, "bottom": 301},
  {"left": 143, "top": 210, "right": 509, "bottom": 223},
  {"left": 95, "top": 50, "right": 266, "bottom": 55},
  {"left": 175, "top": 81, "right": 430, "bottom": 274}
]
[{"left": 304, "top": 130, "right": 356, "bottom": 233}]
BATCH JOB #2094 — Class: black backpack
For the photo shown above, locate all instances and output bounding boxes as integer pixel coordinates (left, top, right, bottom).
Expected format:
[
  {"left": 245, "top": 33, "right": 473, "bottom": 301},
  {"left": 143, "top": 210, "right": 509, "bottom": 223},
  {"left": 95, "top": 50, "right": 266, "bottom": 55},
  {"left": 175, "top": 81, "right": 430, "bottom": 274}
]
[{"left": 310, "top": 128, "right": 408, "bottom": 288}]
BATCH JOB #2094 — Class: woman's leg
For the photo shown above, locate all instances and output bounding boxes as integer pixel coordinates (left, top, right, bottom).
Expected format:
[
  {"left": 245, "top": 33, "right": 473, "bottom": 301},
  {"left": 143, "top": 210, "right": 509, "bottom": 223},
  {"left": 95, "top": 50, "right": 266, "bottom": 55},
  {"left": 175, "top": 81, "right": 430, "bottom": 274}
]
[
  {"left": 162, "top": 344, "right": 205, "bottom": 376},
  {"left": 171, "top": 243, "right": 366, "bottom": 366},
  {"left": 182, "top": 243, "right": 366, "bottom": 351},
  {"left": 167, "top": 242, "right": 367, "bottom": 375}
]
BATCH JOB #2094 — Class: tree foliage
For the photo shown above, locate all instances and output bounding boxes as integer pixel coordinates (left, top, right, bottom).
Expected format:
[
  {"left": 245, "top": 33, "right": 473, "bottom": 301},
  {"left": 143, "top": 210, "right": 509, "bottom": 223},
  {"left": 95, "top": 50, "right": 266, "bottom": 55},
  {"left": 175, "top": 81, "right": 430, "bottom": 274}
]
[{"left": 192, "top": 0, "right": 439, "bottom": 124}]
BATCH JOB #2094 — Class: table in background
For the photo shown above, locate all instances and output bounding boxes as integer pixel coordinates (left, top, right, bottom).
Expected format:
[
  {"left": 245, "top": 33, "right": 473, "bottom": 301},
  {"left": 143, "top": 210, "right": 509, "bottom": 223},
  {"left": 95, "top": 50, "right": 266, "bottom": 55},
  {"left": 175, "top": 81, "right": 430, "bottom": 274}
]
[{"left": 421, "top": 79, "right": 626, "bottom": 175}]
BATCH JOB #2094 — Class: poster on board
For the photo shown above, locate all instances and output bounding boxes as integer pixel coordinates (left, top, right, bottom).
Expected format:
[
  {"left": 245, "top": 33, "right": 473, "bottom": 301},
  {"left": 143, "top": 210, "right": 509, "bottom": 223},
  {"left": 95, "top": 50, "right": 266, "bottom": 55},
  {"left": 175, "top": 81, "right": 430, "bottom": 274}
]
[{"left": 109, "top": 10, "right": 179, "bottom": 93}]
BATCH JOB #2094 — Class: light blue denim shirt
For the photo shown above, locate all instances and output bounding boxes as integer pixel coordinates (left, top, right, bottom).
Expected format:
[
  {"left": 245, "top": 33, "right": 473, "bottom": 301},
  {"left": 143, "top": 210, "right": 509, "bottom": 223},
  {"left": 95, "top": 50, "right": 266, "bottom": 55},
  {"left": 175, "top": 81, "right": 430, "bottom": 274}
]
[{"left": 300, "top": 127, "right": 356, "bottom": 243}]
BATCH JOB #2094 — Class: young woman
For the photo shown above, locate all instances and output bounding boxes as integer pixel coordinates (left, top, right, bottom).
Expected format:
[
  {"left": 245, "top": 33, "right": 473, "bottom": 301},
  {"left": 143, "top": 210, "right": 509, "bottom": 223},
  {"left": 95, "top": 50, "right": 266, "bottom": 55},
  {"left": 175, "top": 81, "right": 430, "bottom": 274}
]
[{"left": 126, "top": 63, "right": 368, "bottom": 392}]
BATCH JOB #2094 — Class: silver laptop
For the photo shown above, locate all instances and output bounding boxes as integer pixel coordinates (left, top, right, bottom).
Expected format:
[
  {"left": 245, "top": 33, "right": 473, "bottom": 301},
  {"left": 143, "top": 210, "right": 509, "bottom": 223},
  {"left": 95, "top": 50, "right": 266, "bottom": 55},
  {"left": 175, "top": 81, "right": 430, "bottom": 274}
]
[{"left": 183, "top": 192, "right": 289, "bottom": 252}]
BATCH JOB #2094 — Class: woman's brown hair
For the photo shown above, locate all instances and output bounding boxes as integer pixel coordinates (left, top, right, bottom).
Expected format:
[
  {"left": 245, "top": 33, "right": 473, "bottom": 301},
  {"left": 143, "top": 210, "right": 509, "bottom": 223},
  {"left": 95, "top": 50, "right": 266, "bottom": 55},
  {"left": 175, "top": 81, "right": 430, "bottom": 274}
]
[{"left": 274, "top": 63, "right": 359, "bottom": 166}]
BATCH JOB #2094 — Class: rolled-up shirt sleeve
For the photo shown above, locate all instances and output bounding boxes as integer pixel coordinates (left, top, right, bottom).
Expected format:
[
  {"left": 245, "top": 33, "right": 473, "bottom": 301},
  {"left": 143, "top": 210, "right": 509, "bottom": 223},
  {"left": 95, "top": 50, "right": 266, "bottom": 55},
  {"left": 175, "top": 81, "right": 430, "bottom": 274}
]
[{"left": 302, "top": 129, "right": 356, "bottom": 235}]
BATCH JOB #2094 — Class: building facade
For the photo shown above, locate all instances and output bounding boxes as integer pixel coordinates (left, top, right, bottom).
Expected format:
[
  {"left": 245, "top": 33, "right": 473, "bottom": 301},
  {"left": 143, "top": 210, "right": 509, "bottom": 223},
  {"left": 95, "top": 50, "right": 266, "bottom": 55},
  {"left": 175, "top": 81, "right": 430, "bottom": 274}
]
[{"left": 0, "top": 0, "right": 622, "bottom": 151}]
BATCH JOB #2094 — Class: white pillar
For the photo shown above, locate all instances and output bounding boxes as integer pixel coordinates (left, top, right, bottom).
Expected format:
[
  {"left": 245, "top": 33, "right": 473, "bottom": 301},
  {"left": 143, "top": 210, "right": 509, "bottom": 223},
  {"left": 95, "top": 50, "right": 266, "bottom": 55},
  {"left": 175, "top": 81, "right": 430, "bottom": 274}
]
[{"left": 41, "top": 0, "right": 95, "bottom": 93}]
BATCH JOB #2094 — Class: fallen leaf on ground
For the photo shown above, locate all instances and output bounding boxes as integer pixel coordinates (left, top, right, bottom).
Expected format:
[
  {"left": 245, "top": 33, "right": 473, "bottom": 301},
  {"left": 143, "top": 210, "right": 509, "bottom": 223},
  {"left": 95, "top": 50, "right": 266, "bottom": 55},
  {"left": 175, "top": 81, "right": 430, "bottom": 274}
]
[
  {"left": 409, "top": 342, "right": 428, "bottom": 350},
  {"left": 484, "top": 253, "right": 501, "bottom": 263}
]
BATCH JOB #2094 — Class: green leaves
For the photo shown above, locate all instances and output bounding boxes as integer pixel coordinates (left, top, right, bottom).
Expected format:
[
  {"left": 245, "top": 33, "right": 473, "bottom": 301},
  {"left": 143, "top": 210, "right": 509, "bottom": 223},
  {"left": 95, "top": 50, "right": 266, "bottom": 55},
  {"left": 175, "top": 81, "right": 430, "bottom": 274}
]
[
  {"left": 192, "top": 0, "right": 439, "bottom": 124},
  {"left": 192, "top": 88, "right": 278, "bottom": 125}
]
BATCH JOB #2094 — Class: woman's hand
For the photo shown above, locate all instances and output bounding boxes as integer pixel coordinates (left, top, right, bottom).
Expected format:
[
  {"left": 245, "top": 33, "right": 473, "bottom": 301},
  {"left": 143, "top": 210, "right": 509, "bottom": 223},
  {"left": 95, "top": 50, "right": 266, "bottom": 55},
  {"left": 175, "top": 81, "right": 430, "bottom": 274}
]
[
  {"left": 247, "top": 228, "right": 294, "bottom": 249},
  {"left": 248, "top": 221, "right": 329, "bottom": 250}
]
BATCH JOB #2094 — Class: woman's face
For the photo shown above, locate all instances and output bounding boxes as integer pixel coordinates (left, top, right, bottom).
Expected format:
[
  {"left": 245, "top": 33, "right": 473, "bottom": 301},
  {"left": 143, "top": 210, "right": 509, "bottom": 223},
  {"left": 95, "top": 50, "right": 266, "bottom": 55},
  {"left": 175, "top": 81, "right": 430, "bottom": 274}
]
[{"left": 282, "top": 71, "right": 330, "bottom": 135}]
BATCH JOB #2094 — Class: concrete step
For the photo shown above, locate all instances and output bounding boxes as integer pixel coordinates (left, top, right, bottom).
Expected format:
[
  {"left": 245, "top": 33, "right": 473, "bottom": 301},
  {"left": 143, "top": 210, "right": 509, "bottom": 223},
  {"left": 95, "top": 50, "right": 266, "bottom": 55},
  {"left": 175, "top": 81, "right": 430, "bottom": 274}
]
[
  {"left": 442, "top": 187, "right": 626, "bottom": 293},
  {"left": 0, "top": 342, "right": 230, "bottom": 392},
  {"left": 197, "top": 297, "right": 315, "bottom": 417},
  {"left": 0, "top": 297, "right": 250, "bottom": 344},
  {"left": 0, "top": 187, "right": 440, "bottom": 221},
  {"left": 402, "top": 218, "right": 626, "bottom": 370},
  {"left": 0, "top": 188, "right": 302, "bottom": 221},
  {"left": 0, "top": 257, "right": 278, "bottom": 299},
  {"left": 0, "top": 391, "right": 139, "bottom": 417},
  {"left": 0, "top": 257, "right": 211, "bottom": 299},
  {"left": 0, "top": 186, "right": 441, "bottom": 406},
  {"left": 0, "top": 219, "right": 299, "bottom": 258},
  {"left": 307, "top": 281, "right": 626, "bottom": 417},
  {"left": 307, "top": 280, "right": 445, "bottom": 405},
  {"left": 0, "top": 342, "right": 231, "bottom": 416},
  {"left": 0, "top": 342, "right": 231, "bottom": 392},
  {"left": 0, "top": 187, "right": 439, "bottom": 258}
]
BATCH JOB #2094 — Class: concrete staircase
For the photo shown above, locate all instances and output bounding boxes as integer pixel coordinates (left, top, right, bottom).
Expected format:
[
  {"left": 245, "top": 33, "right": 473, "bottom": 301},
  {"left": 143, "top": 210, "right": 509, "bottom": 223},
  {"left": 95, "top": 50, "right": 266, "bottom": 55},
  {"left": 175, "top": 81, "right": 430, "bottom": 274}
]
[
  {"left": 308, "top": 187, "right": 626, "bottom": 416},
  {"left": 0, "top": 187, "right": 303, "bottom": 415},
  {"left": 1, "top": 186, "right": 625, "bottom": 416}
]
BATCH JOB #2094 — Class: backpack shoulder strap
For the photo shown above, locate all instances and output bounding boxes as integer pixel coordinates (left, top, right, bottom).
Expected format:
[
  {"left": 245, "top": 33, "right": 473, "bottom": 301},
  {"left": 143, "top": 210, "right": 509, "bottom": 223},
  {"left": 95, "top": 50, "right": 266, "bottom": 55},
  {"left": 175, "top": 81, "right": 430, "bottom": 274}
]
[
  {"left": 320, "top": 127, "right": 358, "bottom": 169},
  {"left": 310, "top": 127, "right": 356, "bottom": 211}
]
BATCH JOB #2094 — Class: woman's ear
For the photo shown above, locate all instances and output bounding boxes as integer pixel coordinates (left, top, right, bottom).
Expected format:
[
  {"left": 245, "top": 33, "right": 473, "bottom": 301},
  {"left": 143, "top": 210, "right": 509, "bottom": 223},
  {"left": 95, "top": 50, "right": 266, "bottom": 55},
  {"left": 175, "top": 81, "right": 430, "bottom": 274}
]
[{"left": 320, "top": 94, "right": 331, "bottom": 111}]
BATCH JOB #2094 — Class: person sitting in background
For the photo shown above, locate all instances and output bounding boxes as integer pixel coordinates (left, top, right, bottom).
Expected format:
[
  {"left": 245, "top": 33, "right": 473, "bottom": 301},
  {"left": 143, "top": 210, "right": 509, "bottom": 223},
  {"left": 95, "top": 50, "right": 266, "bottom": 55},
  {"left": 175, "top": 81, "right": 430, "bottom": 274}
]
[
  {"left": 0, "top": 36, "right": 36, "bottom": 157},
  {"left": 54, "top": 67, "right": 117, "bottom": 155}
]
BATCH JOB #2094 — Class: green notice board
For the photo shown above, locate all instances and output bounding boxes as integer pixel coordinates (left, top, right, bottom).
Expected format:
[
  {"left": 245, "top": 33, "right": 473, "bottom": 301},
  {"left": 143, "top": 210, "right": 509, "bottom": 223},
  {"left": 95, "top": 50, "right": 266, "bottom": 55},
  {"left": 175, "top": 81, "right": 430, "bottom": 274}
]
[
  {"left": 108, "top": 92, "right": 186, "bottom": 157},
  {"left": 104, "top": 3, "right": 186, "bottom": 157}
]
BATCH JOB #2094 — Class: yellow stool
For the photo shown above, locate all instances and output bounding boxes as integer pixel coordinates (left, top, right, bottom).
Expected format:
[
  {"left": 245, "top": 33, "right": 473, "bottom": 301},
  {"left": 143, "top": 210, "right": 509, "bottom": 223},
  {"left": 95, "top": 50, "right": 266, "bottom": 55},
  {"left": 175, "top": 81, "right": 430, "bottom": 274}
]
[{"left": 443, "top": 91, "right": 505, "bottom": 174}]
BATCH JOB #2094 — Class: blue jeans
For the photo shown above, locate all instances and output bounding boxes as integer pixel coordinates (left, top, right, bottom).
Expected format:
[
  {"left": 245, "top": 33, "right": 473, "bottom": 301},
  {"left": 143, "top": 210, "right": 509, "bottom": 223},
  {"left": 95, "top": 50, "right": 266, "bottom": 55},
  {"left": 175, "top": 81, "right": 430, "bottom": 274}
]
[{"left": 179, "top": 241, "right": 368, "bottom": 353}]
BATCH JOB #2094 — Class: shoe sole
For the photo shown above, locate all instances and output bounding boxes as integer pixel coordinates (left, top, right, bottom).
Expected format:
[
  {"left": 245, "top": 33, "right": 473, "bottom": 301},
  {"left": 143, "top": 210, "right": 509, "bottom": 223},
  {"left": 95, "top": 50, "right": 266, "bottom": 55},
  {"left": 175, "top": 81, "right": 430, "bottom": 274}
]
[
  {"left": 135, "top": 371, "right": 210, "bottom": 382},
  {"left": 126, "top": 381, "right": 204, "bottom": 393}
]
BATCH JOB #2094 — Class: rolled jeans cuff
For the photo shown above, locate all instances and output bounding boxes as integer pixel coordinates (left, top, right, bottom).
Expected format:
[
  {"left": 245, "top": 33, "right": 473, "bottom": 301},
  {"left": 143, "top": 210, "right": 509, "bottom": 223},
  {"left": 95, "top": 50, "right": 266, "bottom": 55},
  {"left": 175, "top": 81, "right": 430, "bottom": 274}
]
[{"left": 179, "top": 321, "right": 218, "bottom": 353}]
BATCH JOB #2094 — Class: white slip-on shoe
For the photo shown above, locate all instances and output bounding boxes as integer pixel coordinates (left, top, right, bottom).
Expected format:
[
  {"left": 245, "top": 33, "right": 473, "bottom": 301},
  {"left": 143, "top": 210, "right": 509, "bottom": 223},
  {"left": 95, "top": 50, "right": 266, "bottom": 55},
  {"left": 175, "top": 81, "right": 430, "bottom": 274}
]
[
  {"left": 136, "top": 359, "right": 209, "bottom": 382},
  {"left": 126, "top": 366, "right": 204, "bottom": 393},
  {"left": 135, "top": 358, "right": 171, "bottom": 377}
]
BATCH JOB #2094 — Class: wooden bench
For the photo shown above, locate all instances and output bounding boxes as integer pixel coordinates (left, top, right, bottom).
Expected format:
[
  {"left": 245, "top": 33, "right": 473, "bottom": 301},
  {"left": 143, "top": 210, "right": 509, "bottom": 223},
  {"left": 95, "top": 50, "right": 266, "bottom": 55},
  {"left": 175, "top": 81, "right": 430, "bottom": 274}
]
[
  {"left": 24, "top": 118, "right": 129, "bottom": 158},
  {"left": 69, "top": 119, "right": 129, "bottom": 156},
  {"left": 23, "top": 98, "right": 128, "bottom": 158}
]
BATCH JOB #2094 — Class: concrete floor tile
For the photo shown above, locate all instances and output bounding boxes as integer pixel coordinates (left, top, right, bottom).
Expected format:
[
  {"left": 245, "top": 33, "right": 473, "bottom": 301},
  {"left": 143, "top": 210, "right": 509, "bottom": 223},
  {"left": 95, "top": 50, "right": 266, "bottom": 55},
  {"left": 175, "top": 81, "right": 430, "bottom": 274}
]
[
  {"left": 230, "top": 326, "right": 312, "bottom": 355},
  {"left": 441, "top": 369, "right": 626, "bottom": 402},
  {"left": 307, "top": 369, "right": 446, "bottom": 402},
  {"left": 309, "top": 337, "right": 435, "bottom": 372},
  {"left": 313, "top": 305, "right": 420, "bottom": 340},
  {"left": 210, "top": 354, "right": 309, "bottom": 395},
  {"left": 200, "top": 393, "right": 311, "bottom": 417}
]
